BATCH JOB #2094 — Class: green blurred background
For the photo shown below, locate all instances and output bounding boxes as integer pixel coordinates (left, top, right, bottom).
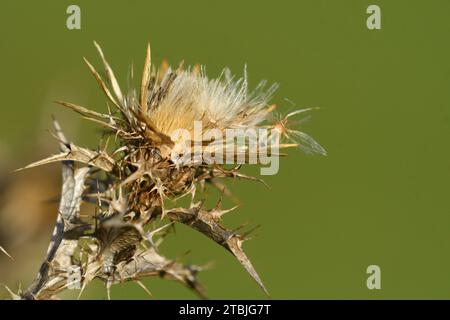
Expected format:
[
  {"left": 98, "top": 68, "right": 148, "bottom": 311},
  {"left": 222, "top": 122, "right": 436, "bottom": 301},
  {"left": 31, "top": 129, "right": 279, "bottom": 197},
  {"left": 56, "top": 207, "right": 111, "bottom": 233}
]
[{"left": 1, "top": 0, "right": 450, "bottom": 299}]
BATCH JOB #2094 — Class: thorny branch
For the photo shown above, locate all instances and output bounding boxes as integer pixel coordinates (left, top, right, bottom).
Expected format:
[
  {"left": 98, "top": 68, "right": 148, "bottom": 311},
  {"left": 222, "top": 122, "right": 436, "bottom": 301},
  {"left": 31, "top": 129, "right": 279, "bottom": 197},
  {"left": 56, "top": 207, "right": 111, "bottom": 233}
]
[{"left": 165, "top": 204, "right": 268, "bottom": 295}]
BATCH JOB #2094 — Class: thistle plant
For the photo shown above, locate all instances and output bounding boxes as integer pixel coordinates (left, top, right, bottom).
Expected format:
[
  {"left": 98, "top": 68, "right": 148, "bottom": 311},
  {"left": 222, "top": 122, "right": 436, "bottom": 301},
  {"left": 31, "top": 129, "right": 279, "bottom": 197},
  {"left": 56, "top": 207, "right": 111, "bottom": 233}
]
[{"left": 14, "top": 42, "right": 325, "bottom": 300}]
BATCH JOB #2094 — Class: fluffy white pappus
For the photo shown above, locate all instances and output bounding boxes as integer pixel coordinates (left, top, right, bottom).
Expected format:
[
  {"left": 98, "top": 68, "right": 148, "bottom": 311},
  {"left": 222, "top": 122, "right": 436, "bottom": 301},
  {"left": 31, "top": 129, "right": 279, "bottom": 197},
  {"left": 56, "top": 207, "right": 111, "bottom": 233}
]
[{"left": 145, "top": 66, "right": 279, "bottom": 136}]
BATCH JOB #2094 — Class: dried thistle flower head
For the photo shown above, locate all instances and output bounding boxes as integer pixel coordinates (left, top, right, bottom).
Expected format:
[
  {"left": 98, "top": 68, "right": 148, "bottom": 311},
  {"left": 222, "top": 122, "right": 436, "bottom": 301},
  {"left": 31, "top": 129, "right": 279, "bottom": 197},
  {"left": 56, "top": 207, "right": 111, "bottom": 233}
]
[{"left": 16, "top": 42, "right": 325, "bottom": 299}]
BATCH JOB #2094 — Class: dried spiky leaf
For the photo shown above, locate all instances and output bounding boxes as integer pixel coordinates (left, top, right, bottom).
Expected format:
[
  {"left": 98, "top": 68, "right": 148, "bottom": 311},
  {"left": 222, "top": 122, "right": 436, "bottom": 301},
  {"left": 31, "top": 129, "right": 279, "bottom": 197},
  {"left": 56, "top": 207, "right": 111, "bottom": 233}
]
[
  {"left": 0, "top": 246, "right": 12, "bottom": 260},
  {"left": 83, "top": 57, "right": 123, "bottom": 112},
  {"left": 97, "top": 247, "right": 207, "bottom": 299},
  {"left": 93, "top": 41, "right": 125, "bottom": 105},
  {"left": 166, "top": 204, "right": 268, "bottom": 295},
  {"left": 22, "top": 120, "right": 90, "bottom": 299},
  {"left": 55, "top": 100, "right": 114, "bottom": 120},
  {"left": 140, "top": 43, "right": 152, "bottom": 114},
  {"left": 17, "top": 143, "right": 115, "bottom": 173}
]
